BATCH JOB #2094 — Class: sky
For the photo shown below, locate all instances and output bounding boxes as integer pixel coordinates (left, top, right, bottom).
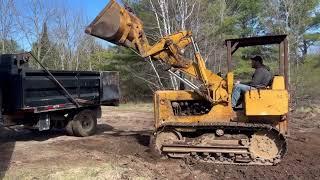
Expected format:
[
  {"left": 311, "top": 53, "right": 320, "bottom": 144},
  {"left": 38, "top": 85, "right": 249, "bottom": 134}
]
[
  {"left": 67, "top": 0, "right": 110, "bottom": 21},
  {"left": 13, "top": 0, "right": 112, "bottom": 50},
  {"left": 67, "top": 0, "right": 112, "bottom": 47}
]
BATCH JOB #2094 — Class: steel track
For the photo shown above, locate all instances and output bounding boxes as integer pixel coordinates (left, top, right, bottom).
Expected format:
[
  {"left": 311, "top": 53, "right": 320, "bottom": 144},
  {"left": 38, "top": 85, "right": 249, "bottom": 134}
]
[{"left": 153, "top": 122, "right": 287, "bottom": 166}]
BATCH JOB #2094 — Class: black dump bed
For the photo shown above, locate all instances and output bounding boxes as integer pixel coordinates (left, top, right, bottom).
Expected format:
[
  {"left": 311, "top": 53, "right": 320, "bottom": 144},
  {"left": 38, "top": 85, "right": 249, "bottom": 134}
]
[{"left": 0, "top": 53, "right": 119, "bottom": 113}]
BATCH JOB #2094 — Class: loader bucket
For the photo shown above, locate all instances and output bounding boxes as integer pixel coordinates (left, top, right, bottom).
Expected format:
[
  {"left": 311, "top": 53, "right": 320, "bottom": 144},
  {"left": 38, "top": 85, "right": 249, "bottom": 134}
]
[{"left": 85, "top": 0, "right": 144, "bottom": 49}]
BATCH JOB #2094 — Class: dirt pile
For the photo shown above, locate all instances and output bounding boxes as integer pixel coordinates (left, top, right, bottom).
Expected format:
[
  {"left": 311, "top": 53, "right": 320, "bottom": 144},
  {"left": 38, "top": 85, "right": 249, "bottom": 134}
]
[{"left": 0, "top": 104, "right": 319, "bottom": 179}]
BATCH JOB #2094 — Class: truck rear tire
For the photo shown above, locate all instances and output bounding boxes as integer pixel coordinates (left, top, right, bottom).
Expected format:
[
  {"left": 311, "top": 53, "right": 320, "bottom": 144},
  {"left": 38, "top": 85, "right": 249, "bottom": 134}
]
[
  {"left": 65, "top": 120, "right": 74, "bottom": 136},
  {"left": 72, "top": 109, "right": 97, "bottom": 137}
]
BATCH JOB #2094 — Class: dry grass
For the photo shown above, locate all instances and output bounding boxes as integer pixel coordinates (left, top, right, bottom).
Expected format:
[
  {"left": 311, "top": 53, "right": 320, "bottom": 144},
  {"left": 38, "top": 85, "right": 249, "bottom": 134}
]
[
  {"left": 104, "top": 103, "right": 153, "bottom": 112},
  {"left": 3, "top": 163, "right": 151, "bottom": 180}
]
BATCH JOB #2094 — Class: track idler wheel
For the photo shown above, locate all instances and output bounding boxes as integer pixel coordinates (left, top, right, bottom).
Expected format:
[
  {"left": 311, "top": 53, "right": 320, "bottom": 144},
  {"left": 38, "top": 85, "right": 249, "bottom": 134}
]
[
  {"left": 150, "top": 130, "right": 182, "bottom": 157},
  {"left": 249, "top": 130, "right": 282, "bottom": 163}
]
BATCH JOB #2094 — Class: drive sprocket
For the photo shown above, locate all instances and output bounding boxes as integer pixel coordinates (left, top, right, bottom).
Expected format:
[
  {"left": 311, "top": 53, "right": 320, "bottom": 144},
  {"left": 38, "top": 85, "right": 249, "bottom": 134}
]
[{"left": 249, "top": 131, "right": 280, "bottom": 160}]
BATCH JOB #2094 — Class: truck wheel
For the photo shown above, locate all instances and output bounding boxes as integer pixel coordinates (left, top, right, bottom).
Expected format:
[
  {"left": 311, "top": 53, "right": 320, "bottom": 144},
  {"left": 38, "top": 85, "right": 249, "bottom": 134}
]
[
  {"left": 65, "top": 120, "right": 74, "bottom": 136},
  {"left": 72, "top": 109, "right": 97, "bottom": 137}
]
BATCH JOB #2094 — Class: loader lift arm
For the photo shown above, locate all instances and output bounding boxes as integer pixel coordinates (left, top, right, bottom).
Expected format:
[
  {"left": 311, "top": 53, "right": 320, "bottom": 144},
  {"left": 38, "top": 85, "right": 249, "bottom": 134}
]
[
  {"left": 85, "top": 0, "right": 230, "bottom": 104},
  {"left": 85, "top": 0, "right": 289, "bottom": 166}
]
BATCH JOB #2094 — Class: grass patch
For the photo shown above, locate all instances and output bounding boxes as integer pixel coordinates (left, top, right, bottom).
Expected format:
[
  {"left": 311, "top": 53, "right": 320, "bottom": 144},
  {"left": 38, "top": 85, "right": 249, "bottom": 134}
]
[
  {"left": 293, "top": 55, "right": 320, "bottom": 98},
  {"left": 3, "top": 163, "right": 151, "bottom": 180},
  {"left": 107, "top": 103, "right": 153, "bottom": 112},
  {"left": 47, "top": 164, "right": 124, "bottom": 180}
]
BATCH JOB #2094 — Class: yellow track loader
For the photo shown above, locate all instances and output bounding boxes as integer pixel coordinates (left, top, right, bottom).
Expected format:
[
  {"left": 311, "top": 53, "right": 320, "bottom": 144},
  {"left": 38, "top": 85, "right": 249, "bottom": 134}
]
[{"left": 86, "top": 0, "right": 289, "bottom": 165}]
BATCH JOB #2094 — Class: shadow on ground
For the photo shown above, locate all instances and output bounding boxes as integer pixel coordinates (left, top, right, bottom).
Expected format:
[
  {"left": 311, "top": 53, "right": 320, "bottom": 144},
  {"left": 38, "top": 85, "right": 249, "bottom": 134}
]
[
  {"left": 0, "top": 123, "right": 152, "bottom": 178},
  {"left": 0, "top": 140, "right": 14, "bottom": 179},
  {"left": 0, "top": 127, "right": 66, "bottom": 178},
  {"left": 96, "top": 124, "right": 152, "bottom": 147}
]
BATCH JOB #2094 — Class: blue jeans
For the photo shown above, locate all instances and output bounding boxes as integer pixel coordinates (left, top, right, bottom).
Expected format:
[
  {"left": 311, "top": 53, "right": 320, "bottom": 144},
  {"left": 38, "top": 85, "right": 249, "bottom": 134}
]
[{"left": 232, "top": 84, "right": 254, "bottom": 107}]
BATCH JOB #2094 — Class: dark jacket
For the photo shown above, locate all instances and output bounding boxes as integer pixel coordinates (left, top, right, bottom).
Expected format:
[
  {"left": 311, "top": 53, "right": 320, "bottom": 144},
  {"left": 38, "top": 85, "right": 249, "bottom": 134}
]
[{"left": 249, "top": 66, "right": 272, "bottom": 87}]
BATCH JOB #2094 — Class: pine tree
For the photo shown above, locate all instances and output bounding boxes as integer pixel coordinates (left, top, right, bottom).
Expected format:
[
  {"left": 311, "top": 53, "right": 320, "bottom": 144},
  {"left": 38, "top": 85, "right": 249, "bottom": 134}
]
[
  {"left": 31, "top": 22, "right": 57, "bottom": 69},
  {"left": 39, "top": 22, "right": 50, "bottom": 61},
  {"left": 0, "top": 39, "right": 20, "bottom": 53}
]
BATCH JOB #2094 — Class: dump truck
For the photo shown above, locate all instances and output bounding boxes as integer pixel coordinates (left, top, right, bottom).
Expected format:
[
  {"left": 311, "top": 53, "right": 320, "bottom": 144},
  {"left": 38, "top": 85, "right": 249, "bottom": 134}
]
[
  {"left": 86, "top": 0, "right": 289, "bottom": 165},
  {"left": 0, "top": 52, "right": 119, "bottom": 137}
]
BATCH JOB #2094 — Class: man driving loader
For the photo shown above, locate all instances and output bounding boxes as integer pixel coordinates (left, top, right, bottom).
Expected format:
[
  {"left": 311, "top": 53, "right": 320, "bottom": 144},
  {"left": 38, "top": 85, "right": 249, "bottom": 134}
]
[{"left": 232, "top": 55, "right": 272, "bottom": 108}]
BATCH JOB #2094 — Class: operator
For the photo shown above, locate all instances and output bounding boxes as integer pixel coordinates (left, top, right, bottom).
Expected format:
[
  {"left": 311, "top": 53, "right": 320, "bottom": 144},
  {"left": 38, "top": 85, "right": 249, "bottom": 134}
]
[{"left": 231, "top": 55, "right": 272, "bottom": 108}]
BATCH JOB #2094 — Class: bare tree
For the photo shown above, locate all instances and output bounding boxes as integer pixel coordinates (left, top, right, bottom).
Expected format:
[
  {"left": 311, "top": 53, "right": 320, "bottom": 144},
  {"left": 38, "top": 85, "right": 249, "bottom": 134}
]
[
  {"left": 0, "top": 0, "right": 15, "bottom": 53},
  {"left": 54, "top": 7, "right": 69, "bottom": 70},
  {"left": 176, "top": 0, "right": 196, "bottom": 30},
  {"left": 147, "top": 0, "right": 199, "bottom": 89},
  {"left": 13, "top": 0, "right": 58, "bottom": 68}
]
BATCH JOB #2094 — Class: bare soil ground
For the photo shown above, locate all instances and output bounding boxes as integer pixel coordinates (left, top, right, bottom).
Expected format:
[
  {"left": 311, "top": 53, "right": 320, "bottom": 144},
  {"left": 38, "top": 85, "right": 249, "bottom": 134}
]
[{"left": 0, "top": 103, "right": 319, "bottom": 180}]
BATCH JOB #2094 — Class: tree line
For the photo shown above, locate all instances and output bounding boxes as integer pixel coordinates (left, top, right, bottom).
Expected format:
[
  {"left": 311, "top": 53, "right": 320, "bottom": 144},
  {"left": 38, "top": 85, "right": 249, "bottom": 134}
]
[
  {"left": 123, "top": 0, "right": 320, "bottom": 104},
  {"left": 0, "top": 0, "right": 103, "bottom": 70}
]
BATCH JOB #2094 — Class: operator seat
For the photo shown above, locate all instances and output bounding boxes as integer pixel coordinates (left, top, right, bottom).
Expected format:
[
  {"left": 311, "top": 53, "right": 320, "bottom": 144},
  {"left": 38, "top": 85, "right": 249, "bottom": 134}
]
[{"left": 244, "top": 76, "right": 288, "bottom": 116}]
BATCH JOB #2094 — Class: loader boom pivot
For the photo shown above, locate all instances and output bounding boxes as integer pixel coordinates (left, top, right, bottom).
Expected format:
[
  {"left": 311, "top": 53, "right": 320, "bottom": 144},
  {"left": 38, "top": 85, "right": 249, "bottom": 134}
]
[{"left": 86, "top": 0, "right": 289, "bottom": 166}]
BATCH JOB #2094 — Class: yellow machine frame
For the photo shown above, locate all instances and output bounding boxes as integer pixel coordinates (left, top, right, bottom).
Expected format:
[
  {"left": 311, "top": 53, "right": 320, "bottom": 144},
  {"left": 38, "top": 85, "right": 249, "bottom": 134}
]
[
  {"left": 85, "top": 0, "right": 290, "bottom": 165},
  {"left": 85, "top": 0, "right": 289, "bottom": 135}
]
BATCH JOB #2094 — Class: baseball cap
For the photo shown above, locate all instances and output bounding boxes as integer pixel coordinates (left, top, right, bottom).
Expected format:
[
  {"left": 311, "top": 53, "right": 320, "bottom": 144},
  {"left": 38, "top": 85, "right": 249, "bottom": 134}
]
[{"left": 250, "top": 55, "right": 263, "bottom": 62}]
